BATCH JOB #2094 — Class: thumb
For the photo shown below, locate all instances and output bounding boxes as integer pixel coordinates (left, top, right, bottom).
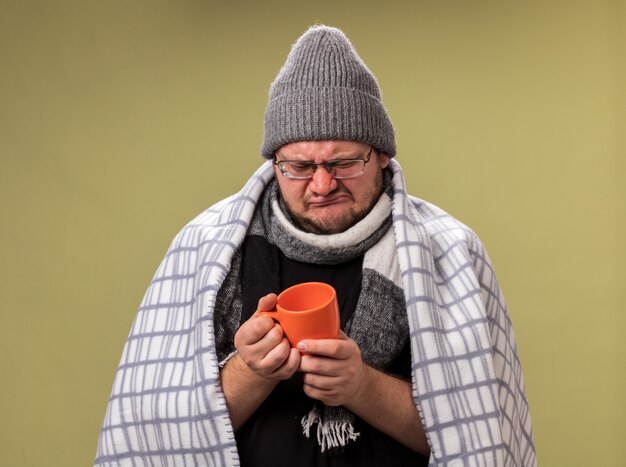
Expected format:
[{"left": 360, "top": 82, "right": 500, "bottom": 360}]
[{"left": 255, "top": 293, "right": 278, "bottom": 313}]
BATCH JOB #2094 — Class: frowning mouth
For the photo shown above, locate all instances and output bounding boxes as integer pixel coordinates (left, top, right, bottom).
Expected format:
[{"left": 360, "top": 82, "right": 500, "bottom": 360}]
[{"left": 307, "top": 195, "right": 351, "bottom": 207}]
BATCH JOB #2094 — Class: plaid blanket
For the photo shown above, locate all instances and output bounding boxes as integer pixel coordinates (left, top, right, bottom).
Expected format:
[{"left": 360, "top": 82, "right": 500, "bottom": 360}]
[{"left": 95, "top": 159, "right": 536, "bottom": 466}]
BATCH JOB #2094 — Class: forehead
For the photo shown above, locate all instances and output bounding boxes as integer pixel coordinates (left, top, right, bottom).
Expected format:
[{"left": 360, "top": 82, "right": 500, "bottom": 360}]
[{"left": 277, "top": 140, "right": 370, "bottom": 159}]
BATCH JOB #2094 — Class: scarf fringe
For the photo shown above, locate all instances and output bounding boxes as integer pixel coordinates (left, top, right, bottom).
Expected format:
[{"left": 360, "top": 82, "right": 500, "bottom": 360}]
[{"left": 301, "top": 406, "right": 361, "bottom": 452}]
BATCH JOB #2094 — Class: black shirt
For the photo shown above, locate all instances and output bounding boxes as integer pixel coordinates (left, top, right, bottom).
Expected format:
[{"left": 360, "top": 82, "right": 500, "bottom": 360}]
[{"left": 236, "top": 235, "right": 428, "bottom": 467}]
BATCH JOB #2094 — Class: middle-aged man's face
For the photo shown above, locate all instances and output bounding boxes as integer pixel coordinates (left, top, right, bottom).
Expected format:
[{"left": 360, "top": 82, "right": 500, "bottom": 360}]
[{"left": 273, "top": 140, "right": 390, "bottom": 235}]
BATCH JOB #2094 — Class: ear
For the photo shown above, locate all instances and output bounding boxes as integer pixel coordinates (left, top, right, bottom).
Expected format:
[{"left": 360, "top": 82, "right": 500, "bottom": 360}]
[{"left": 377, "top": 152, "right": 390, "bottom": 169}]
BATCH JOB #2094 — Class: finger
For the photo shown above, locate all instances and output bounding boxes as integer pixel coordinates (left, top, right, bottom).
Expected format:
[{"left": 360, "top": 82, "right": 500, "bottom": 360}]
[
  {"left": 252, "top": 323, "right": 285, "bottom": 352},
  {"left": 302, "top": 384, "right": 339, "bottom": 406},
  {"left": 236, "top": 325, "right": 284, "bottom": 371},
  {"left": 272, "top": 347, "right": 301, "bottom": 379},
  {"left": 297, "top": 338, "right": 352, "bottom": 359},
  {"left": 299, "top": 354, "right": 340, "bottom": 376},
  {"left": 255, "top": 293, "right": 278, "bottom": 312},
  {"left": 250, "top": 315, "right": 276, "bottom": 335},
  {"left": 260, "top": 336, "right": 291, "bottom": 369},
  {"left": 302, "top": 372, "right": 337, "bottom": 391},
  {"left": 235, "top": 315, "right": 275, "bottom": 346}
]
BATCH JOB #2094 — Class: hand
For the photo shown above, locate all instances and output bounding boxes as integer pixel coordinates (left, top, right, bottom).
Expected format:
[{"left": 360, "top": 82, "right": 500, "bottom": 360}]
[
  {"left": 297, "top": 332, "right": 366, "bottom": 407},
  {"left": 234, "top": 293, "right": 301, "bottom": 380}
]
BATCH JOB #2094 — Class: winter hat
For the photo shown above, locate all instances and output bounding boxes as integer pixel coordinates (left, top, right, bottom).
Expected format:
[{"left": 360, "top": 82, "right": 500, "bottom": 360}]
[{"left": 261, "top": 25, "right": 396, "bottom": 158}]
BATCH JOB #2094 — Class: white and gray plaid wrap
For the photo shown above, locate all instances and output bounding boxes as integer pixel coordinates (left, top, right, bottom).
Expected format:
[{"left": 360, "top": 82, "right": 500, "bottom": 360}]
[{"left": 95, "top": 159, "right": 536, "bottom": 466}]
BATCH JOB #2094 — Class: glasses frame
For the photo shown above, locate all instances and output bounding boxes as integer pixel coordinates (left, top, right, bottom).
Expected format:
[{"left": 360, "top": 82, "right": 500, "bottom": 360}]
[{"left": 273, "top": 146, "right": 374, "bottom": 180}]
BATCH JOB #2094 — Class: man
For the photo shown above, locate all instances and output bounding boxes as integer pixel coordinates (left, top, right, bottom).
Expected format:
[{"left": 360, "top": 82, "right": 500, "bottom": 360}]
[{"left": 95, "top": 25, "right": 536, "bottom": 466}]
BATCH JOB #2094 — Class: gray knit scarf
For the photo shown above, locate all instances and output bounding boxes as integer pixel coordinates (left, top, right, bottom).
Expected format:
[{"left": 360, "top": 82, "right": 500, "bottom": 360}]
[{"left": 215, "top": 175, "right": 410, "bottom": 453}]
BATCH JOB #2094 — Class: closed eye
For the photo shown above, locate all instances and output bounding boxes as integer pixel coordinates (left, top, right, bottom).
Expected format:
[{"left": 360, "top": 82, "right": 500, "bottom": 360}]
[
  {"left": 329, "top": 160, "right": 360, "bottom": 169},
  {"left": 288, "top": 162, "right": 315, "bottom": 171}
]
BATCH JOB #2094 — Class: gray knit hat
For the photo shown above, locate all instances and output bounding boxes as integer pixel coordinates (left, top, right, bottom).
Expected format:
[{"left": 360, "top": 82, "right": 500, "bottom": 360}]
[{"left": 261, "top": 25, "right": 396, "bottom": 158}]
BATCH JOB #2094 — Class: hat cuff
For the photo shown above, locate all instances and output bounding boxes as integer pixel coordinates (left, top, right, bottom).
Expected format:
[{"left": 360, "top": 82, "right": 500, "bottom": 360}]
[{"left": 261, "top": 87, "right": 396, "bottom": 159}]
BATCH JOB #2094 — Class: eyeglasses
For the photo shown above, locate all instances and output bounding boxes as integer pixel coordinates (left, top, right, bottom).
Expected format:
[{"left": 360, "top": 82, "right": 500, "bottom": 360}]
[{"left": 273, "top": 146, "right": 373, "bottom": 180}]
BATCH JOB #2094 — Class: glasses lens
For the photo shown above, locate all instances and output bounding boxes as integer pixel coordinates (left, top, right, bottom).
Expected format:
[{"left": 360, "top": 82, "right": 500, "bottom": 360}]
[
  {"left": 276, "top": 153, "right": 369, "bottom": 179},
  {"left": 280, "top": 161, "right": 315, "bottom": 179},
  {"left": 331, "top": 160, "right": 365, "bottom": 179}
]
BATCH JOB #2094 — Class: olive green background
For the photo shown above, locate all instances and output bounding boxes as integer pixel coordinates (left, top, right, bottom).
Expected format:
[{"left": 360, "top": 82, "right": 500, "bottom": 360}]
[{"left": 1, "top": 1, "right": 624, "bottom": 466}]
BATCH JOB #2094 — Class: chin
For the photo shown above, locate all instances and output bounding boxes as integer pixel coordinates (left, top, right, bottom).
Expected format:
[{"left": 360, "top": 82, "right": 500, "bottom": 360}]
[{"left": 296, "top": 211, "right": 363, "bottom": 235}]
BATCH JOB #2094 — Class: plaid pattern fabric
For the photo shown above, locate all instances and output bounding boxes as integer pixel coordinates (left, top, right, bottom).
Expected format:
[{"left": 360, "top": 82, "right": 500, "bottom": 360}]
[
  {"left": 95, "top": 160, "right": 535, "bottom": 466},
  {"left": 390, "top": 164, "right": 536, "bottom": 466}
]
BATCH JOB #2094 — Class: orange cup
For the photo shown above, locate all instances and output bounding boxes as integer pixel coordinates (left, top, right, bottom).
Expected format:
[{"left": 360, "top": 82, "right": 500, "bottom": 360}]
[{"left": 258, "top": 282, "right": 340, "bottom": 347}]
